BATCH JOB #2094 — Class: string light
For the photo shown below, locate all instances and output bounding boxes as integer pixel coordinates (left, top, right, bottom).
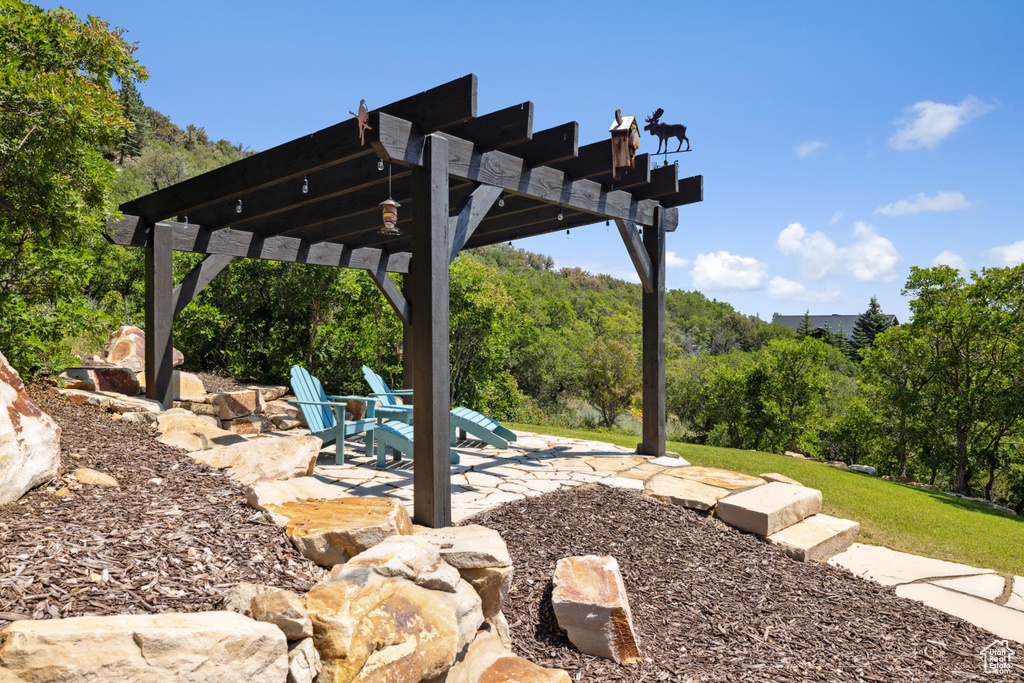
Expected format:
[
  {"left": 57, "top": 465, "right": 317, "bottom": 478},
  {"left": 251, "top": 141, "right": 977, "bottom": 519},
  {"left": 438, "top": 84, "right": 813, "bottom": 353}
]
[
  {"left": 302, "top": 176, "right": 308, "bottom": 194},
  {"left": 377, "top": 158, "right": 385, "bottom": 171},
  {"left": 236, "top": 199, "right": 242, "bottom": 214},
  {"left": 557, "top": 210, "right": 564, "bottom": 221},
  {"left": 498, "top": 192, "right": 505, "bottom": 208}
]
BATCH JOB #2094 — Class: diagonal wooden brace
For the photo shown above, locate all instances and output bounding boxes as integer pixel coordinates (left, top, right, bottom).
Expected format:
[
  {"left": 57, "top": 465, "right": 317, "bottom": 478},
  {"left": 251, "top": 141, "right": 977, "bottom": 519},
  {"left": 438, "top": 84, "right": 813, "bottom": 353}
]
[
  {"left": 448, "top": 183, "right": 503, "bottom": 263},
  {"left": 616, "top": 218, "right": 655, "bottom": 294}
]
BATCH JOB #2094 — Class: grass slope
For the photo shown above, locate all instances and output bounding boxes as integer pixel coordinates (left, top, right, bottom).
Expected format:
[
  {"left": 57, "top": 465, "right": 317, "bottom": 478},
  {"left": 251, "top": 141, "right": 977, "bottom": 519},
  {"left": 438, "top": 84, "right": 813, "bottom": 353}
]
[{"left": 509, "top": 422, "right": 1024, "bottom": 576}]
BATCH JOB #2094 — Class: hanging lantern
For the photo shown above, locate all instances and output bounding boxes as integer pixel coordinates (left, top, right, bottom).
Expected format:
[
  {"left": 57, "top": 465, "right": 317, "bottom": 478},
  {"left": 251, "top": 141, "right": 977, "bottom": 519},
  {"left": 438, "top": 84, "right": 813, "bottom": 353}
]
[{"left": 379, "top": 198, "right": 401, "bottom": 235}]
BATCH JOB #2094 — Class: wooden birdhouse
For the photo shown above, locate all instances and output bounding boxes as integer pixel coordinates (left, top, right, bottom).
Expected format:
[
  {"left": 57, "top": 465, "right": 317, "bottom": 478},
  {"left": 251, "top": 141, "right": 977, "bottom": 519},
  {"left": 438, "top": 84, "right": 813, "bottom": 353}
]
[{"left": 610, "top": 109, "right": 641, "bottom": 173}]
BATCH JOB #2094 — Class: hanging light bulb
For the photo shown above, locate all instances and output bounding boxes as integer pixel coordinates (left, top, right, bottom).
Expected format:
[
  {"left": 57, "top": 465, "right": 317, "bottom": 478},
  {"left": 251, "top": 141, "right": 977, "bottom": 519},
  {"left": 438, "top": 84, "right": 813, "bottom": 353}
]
[
  {"left": 498, "top": 192, "right": 505, "bottom": 208},
  {"left": 377, "top": 158, "right": 385, "bottom": 171},
  {"left": 236, "top": 199, "right": 242, "bottom": 213},
  {"left": 557, "top": 210, "right": 564, "bottom": 221},
  {"left": 183, "top": 215, "right": 189, "bottom": 228},
  {"left": 566, "top": 229, "right": 570, "bottom": 238},
  {"left": 302, "top": 176, "right": 309, "bottom": 194}
]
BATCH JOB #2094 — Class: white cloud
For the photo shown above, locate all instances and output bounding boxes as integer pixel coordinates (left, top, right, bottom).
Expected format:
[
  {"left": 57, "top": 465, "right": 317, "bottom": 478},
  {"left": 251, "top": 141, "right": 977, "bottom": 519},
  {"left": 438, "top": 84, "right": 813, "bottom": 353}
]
[
  {"left": 932, "top": 250, "right": 966, "bottom": 270},
  {"left": 989, "top": 240, "right": 1024, "bottom": 267},
  {"left": 776, "top": 221, "right": 901, "bottom": 282},
  {"left": 847, "top": 222, "right": 901, "bottom": 281},
  {"left": 889, "top": 96, "right": 993, "bottom": 151},
  {"left": 830, "top": 211, "right": 844, "bottom": 225},
  {"left": 766, "top": 277, "right": 843, "bottom": 302},
  {"left": 666, "top": 251, "right": 690, "bottom": 268},
  {"left": 692, "top": 251, "right": 769, "bottom": 291},
  {"left": 875, "top": 191, "right": 971, "bottom": 216},
  {"left": 795, "top": 140, "right": 826, "bottom": 159}
]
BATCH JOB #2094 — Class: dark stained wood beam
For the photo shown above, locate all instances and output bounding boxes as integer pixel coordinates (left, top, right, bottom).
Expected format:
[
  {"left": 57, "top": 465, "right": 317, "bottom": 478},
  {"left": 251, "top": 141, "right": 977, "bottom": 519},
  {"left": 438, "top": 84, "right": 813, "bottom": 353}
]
[
  {"left": 501, "top": 122, "right": 578, "bottom": 167},
  {"left": 616, "top": 219, "right": 654, "bottom": 294},
  {"left": 640, "top": 208, "right": 667, "bottom": 457},
  {"left": 657, "top": 174, "right": 703, "bottom": 208},
  {"left": 448, "top": 184, "right": 502, "bottom": 263},
  {"left": 546, "top": 140, "right": 611, "bottom": 180},
  {"left": 409, "top": 134, "right": 452, "bottom": 528},
  {"left": 364, "top": 267, "right": 410, "bottom": 326},
  {"left": 464, "top": 209, "right": 608, "bottom": 249},
  {"left": 372, "top": 112, "right": 659, "bottom": 226},
  {"left": 446, "top": 102, "right": 533, "bottom": 152},
  {"left": 172, "top": 254, "right": 233, "bottom": 317},
  {"left": 121, "top": 74, "right": 478, "bottom": 222},
  {"left": 632, "top": 164, "right": 679, "bottom": 200},
  {"left": 105, "top": 215, "right": 410, "bottom": 273},
  {"left": 145, "top": 221, "right": 174, "bottom": 409},
  {"left": 591, "top": 153, "right": 651, "bottom": 191}
]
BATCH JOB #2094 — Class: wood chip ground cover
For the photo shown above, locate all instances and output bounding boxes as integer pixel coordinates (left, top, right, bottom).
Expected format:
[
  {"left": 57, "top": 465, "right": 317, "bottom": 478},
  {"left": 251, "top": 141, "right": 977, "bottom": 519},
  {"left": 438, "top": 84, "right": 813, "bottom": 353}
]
[
  {"left": 466, "top": 485, "right": 1021, "bottom": 682},
  {"left": 0, "top": 385, "right": 325, "bottom": 626}
]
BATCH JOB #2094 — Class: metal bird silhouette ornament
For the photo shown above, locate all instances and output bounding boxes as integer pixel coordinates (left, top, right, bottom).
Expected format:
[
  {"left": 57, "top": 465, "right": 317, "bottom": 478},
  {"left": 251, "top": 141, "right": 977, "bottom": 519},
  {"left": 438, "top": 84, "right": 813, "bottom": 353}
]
[
  {"left": 644, "top": 108, "right": 690, "bottom": 154},
  {"left": 350, "top": 99, "right": 372, "bottom": 146}
]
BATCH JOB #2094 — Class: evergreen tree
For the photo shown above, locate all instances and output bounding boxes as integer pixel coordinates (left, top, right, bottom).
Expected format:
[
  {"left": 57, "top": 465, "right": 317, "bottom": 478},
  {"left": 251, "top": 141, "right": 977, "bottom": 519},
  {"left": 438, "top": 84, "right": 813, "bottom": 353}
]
[
  {"left": 117, "top": 80, "right": 149, "bottom": 161},
  {"left": 795, "top": 309, "right": 815, "bottom": 337},
  {"left": 852, "top": 297, "right": 892, "bottom": 358}
]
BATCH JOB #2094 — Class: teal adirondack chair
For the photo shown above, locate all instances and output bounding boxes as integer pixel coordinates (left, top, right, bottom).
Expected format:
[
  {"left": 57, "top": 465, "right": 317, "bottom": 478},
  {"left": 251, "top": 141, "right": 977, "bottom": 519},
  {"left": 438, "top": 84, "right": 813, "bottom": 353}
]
[
  {"left": 361, "top": 365, "right": 517, "bottom": 449},
  {"left": 288, "top": 366, "right": 376, "bottom": 465}
]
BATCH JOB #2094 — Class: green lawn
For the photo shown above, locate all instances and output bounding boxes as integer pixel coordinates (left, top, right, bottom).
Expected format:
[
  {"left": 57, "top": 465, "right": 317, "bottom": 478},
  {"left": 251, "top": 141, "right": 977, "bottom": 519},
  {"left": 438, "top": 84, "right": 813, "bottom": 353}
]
[{"left": 509, "top": 422, "right": 1024, "bottom": 576}]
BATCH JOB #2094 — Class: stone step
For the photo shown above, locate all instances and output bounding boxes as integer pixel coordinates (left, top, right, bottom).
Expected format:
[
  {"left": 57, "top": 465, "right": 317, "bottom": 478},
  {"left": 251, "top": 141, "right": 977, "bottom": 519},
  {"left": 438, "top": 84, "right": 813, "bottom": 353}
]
[
  {"left": 715, "top": 482, "right": 822, "bottom": 536},
  {"left": 767, "top": 513, "right": 859, "bottom": 561},
  {"left": 645, "top": 472, "right": 731, "bottom": 511}
]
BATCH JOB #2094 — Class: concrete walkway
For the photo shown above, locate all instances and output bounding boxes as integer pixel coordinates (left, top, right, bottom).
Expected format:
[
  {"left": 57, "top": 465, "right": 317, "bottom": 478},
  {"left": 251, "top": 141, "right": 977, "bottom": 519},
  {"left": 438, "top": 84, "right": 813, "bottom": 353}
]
[{"left": 312, "top": 429, "right": 1024, "bottom": 645}]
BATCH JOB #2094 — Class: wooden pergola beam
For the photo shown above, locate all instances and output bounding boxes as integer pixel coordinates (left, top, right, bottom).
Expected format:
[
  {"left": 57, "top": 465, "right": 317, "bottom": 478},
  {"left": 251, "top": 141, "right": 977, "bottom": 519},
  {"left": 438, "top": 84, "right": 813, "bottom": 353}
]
[
  {"left": 501, "top": 122, "right": 578, "bottom": 167},
  {"left": 616, "top": 219, "right": 654, "bottom": 294},
  {"left": 546, "top": 139, "right": 611, "bottom": 180},
  {"left": 364, "top": 268, "right": 411, "bottom": 326},
  {"left": 447, "top": 184, "right": 502, "bottom": 263},
  {"left": 632, "top": 164, "right": 679, "bottom": 201},
  {"left": 657, "top": 175, "right": 703, "bottom": 208},
  {"left": 371, "top": 112, "right": 659, "bottom": 226},
  {"left": 640, "top": 207, "right": 667, "bottom": 457},
  {"left": 446, "top": 102, "right": 533, "bottom": 152},
  {"left": 172, "top": 254, "right": 234, "bottom": 317},
  {"left": 105, "top": 215, "right": 411, "bottom": 273},
  {"left": 120, "top": 74, "right": 478, "bottom": 223}
]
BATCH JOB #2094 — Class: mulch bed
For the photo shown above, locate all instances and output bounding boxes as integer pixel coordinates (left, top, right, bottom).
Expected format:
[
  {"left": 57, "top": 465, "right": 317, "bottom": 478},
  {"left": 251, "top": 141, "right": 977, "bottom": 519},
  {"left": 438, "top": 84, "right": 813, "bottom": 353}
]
[
  {"left": 0, "top": 385, "right": 325, "bottom": 627},
  {"left": 468, "top": 485, "right": 1021, "bottom": 682}
]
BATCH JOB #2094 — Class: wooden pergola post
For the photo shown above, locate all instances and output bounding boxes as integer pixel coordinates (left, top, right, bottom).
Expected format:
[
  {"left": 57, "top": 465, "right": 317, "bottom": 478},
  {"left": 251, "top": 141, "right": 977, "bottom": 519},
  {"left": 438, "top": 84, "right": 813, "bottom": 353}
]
[
  {"left": 641, "top": 207, "right": 666, "bottom": 456},
  {"left": 409, "top": 134, "right": 451, "bottom": 528},
  {"left": 144, "top": 222, "right": 175, "bottom": 409}
]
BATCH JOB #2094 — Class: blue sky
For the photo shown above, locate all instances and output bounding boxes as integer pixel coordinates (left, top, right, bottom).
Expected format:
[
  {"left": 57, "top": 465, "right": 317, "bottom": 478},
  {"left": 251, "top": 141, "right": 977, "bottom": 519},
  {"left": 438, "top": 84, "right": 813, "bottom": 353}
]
[{"left": 59, "top": 0, "right": 1024, "bottom": 322}]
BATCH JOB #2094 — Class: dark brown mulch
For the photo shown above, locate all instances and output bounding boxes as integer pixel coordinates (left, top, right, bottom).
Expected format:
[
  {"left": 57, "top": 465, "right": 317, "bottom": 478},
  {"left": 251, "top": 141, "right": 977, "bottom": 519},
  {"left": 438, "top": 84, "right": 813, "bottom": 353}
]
[
  {"left": 0, "top": 385, "right": 325, "bottom": 627},
  {"left": 468, "top": 485, "right": 1022, "bottom": 682},
  {"left": 192, "top": 371, "right": 255, "bottom": 394}
]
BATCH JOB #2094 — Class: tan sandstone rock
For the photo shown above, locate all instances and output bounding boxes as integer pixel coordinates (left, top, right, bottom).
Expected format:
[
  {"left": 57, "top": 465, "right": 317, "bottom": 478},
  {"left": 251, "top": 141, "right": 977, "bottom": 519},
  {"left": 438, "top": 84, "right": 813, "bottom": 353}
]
[
  {"left": 0, "top": 351, "right": 61, "bottom": 505},
  {"left": 61, "top": 366, "right": 140, "bottom": 395},
  {"left": 761, "top": 472, "right": 802, "bottom": 486},
  {"left": 104, "top": 325, "right": 184, "bottom": 373},
  {"left": 211, "top": 390, "right": 266, "bottom": 419},
  {"left": 305, "top": 536, "right": 483, "bottom": 683},
  {"left": 666, "top": 466, "right": 765, "bottom": 491},
  {"left": 248, "top": 384, "right": 290, "bottom": 402},
  {"left": 53, "top": 388, "right": 163, "bottom": 414},
  {"left": 222, "top": 582, "right": 277, "bottom": 617},
  {"left": 768, "top": 513, "right": 860, "bottom": 562},
  {"left": 174, "top": 400, "right": 221, "bottom": 416},
  {"left": 551, "top": 555, "right": 640, "bottom": 664},
  {"left": 245, "top": 477, "right": 352, "bottom": 524},
  {"left": 224, "top": 414, "right": 274, "bottom": 436},
  {"left": 271, "top": 415, "right": 302, "bottom": 431},
  {"left": 250, "top": 587, "right": 313, "bottom": 640},
  {"left": 439, "top": 630, "right": 570, "bottom": 683},
  {"left": 0, "top": 611, "right": 286, "bottom": 682},
  {"left": 138, "top": 370, "right": 208, "bottom": 403},
  {"left": 71, "top": 467, "right": 120, "bottom": 488},
  {"left": 189, "top": 435, "right": 321, "bottom": 487},
  {"left": 414, "top": 525, "right": 513, "bottom": 620},
  {"left": 645, "top": 472, "right": 731, "bottom": 511},
  {"left": 156, "top": 412, "right": 247, "bottom": 452},
  {"left": 288, "top": 637, "right": 322, "bottom": 683},
  {"left": 265, "top": 400, "right": 303, "bottom": 420},
  {"left": 715, "top": 482, "right": 822, "bottom": 536},
  {"left": 268, "top": 495, "right": 413, "bottom": 567},
  {"left": 584, "top": 456, "right": 645, "bottom": 473}
]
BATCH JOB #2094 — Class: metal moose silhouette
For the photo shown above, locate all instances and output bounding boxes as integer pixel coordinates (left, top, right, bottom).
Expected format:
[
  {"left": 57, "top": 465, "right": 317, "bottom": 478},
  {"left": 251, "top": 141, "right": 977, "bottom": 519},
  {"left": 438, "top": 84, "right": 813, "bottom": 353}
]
[{"left": 644, "top": 108, "right": 690, "bottom": 154}]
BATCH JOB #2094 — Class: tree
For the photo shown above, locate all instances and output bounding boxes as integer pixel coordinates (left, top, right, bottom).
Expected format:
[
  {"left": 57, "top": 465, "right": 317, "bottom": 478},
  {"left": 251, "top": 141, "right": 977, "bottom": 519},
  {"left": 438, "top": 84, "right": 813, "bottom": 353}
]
[
  {"left": 0, "top": 2, "right": 146, "bottom": 372},
  {"left": 116, "top": 79, "right": 148, "bottom": 161},
  {"left": 583, "top": 339, "right": 640, "bottom": 428},
  {"left": 795, "top": 309, "right": 815, "bottom": 337},
  {"left": 852, "top": 296, "right": 892, "bottom": 359},
  {"left": 903, "top": 265, "right": 1024, "bottom": 494}
]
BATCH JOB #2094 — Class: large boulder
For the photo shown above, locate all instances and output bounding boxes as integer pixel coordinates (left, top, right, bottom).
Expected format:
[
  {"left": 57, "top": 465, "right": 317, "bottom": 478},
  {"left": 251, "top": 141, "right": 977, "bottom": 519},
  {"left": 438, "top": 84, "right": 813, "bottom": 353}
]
[
  {"left": 305, "top": 536, "right": 483, "bottom": 683},
  {"left": 414, "top": 525, "right": 513, "bottom": 621},
  {"left": 156, "top": 412, "right": 247, "bottom": 452},
  {"left": 0, "top": 351, "right": 61, "bottom": 506},
  {"left": 189, "top": 435, "right": 321, "bottom": 487},
  {"left": 211, "top": 390, "right": 266, "bottom": 420},
  {"left": 645, "top": 472, "right": 731, "bottom": 511},
  {"left": 60, "top": 366, "right": 140, "bottom": 396},
  {"left": 104, "top": 325, "right": 183, "bottom": 373},
  {"left": 138, "top": 370, "right": 208, "bottom": 403},
  {"left": 224, "top": 414, "right": 274, "bottom": 436},
  {"left": 287, "top": 637, "right": 322, "bottom": 683},
  {"left": 245, "top": 477, "right": 352, "bottom": 525},
  {"left": 551, "top": 555, "right": 641, "bottom": 664},
  {"left": 250, "top": 587, "right": 313, "bottom": 640},
  {"left": 52, "top": 387, "right": 163, "bottom": 414},
  {"left": 439, "top": 630, "right": 571, "bottom": 683},
  {"left": 267, "top": 496, "right": 413, "bottom": 566},
  {"left": 0, "top": 611, "right": 286, "bottom": 682}
]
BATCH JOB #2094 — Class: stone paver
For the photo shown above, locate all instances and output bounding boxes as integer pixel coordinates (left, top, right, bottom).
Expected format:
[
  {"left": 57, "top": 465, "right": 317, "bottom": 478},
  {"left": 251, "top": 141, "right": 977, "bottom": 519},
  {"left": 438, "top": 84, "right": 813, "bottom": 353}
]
[
  {"left": 828, "top": 543, "right": 995, "bottom": 586},
  {"left": 645, "top": 473, "right": 729, "bottom": 511},
  {"left": 896, "top": 583, "right": 1024, "bottom": 643},
  {"left": 767, "top": 513, "right": 859, "bottom": 562},
  {"left": 715, "top": 482, "right": 822, "bottom": 536},
  {"left": 931, "top": 574, "right": 1009, "bottom": 602},
  {"left": 667, "top": 466, "right": 765, "bottom": 491}
]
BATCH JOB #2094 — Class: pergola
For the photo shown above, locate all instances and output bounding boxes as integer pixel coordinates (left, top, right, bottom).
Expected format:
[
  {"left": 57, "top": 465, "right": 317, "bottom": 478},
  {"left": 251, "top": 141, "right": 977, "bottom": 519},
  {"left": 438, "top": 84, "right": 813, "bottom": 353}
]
[{"left": 106, "top": 74, "right": 703, "bottom": 528}]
